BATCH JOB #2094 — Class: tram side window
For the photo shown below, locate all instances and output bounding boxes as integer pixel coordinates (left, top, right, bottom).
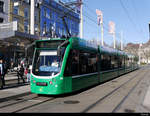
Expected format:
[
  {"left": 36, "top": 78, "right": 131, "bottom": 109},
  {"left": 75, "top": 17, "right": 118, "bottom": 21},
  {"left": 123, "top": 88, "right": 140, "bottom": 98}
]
[
  {"left": 125, "top": 57, "right": 129, "bottom": 68},
  {"left": 128, "top": 57, "right": 131, "bottom": 67},
  {"left": 64, "top": 49, "right": 79, "bottom": 76},
  {"left": 72, "top": 50, "right": 79, "bottom": 75},
  {"left": 111, "top": 55, "right": 118, "bottom": 69},
  {"left": 79, "top": 52, "right": 88, "bottom": 74},
  {"left": 126, "top": 57, "right": 130, "bottom": 67},
  {"left": 119, "top": 56, "right": 124, "bottom": 68},
  {"left": 79, "top": 51, "right": 98, "bottom": 74},
  {"left": 64, "top": 50, "right": 98, "bottom": 77},
  {"left": 101, "top": 54, "right": 111, "bottom": 71},
  {"left": 122, "top": 56, "right": 125, "bottom": 68}
]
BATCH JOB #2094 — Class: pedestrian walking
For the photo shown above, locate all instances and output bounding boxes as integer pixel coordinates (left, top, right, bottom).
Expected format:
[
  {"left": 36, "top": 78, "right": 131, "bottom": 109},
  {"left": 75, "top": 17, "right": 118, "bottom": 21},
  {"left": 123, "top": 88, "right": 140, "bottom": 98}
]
[
  {"left": 0, "top": 70, "right": 3, "bottom": 89},
  {"left": 17, "top": 64, "right": 25, "bottom": 84},
  {"left": 3, "top": 61, "right": 8, "bottom": 82},
  {"left": 10, "top": 60, "right": 14, "bottom": 72},
  {"left": 0, "top": 59, "right": 5, "bottom": 88},
  {"left": 25, "top": 65, "right": 30, "bottom": 83}
]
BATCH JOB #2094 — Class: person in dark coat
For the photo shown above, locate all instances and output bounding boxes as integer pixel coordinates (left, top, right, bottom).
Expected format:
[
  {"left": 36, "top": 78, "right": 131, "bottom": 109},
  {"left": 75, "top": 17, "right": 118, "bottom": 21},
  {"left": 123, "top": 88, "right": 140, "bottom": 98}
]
[
  {"left": 17, "top": 64, "right": 25, "bottom": 84},
  {"left": 0, "top": 59, "right": 5, "bottom": 88},
  {"left": 0, "top": 68, "right": 3, "bottom": 89}
]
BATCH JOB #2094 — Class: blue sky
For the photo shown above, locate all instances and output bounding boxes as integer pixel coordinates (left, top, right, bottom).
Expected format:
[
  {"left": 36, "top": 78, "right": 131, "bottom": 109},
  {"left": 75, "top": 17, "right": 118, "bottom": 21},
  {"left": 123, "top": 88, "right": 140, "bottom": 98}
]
[{"left": 81, "top": 0, "right": 150, "bottom": 46}]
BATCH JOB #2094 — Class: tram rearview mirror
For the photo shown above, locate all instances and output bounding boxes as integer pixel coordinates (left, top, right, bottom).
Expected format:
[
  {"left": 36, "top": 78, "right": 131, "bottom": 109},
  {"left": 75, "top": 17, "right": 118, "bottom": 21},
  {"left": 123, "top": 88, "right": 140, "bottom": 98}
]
[
  {"left": 57, "top": 48, "right": 65, "bottom": 57},
  {"left": 57, "top": 40, "right": 69, "bottom": 57}
]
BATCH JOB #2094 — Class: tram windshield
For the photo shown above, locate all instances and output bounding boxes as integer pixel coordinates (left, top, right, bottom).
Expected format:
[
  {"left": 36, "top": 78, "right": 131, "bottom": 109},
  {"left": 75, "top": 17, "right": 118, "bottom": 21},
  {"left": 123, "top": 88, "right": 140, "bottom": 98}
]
[{"left": 32, "top": 49, "right": 62, "bottom": 76}]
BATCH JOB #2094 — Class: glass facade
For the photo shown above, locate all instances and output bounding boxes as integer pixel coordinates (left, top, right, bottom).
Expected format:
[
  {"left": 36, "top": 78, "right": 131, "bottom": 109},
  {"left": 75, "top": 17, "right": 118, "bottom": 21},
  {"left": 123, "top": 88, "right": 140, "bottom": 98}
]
[{"left": 40, "top": 0, "right": 80, "bottom": 38}]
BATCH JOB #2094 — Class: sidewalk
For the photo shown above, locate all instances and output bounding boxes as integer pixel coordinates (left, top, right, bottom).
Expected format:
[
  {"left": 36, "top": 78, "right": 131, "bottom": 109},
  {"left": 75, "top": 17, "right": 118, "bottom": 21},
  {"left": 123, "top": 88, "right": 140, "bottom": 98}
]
[
  {"left": 1, "top": 71, "right": 29, "bottom": 90},
  {"left": 0, "top": 72, "right": 31, "bottom": 100},
  {"left": 1, "top": 69, "right": 150, "bottom": 112},
  {"left": 4, "top": 71, "right": 25, "bottom": 81}
]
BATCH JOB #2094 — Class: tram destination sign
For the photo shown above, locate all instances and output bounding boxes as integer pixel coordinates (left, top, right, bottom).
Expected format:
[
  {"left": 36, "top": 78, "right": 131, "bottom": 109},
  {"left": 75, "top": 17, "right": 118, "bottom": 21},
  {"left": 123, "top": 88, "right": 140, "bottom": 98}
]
[{"left": 36, "top": 40, "right": 65, "bottom": 49}]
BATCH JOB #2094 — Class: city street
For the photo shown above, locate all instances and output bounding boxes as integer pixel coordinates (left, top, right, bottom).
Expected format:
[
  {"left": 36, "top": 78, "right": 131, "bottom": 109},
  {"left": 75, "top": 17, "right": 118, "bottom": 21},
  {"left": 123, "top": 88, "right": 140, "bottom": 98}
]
[
  {"left": 0, "top": 65, "right": 150, "bottom": 113},
  {"left": 0, "top": 0, "right": 150, "bottom": 114}
]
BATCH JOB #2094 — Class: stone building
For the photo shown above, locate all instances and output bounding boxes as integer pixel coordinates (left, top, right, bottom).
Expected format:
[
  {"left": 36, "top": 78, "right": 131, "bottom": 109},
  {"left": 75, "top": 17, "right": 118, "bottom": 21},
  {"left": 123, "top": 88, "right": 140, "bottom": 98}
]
[
  {"left": 138, "top": 40, "right": 150, "bottom": 64},
  {"left": 124, "top": 40, "right": 150, "bottom": 64}
]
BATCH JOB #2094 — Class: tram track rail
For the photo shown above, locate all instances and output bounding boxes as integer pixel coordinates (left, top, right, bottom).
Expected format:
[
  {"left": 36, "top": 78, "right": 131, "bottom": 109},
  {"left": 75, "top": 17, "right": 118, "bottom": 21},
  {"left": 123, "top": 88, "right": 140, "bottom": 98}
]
[
  {"left": 81, "top": 67, "right": 148, "bottom": 113},
  {"left": 111, "top": 71, "right": 146, "bottom": 113},
  {"left": 12, "top": 96, "right": 56, "bottom": 113},
  {"left": 2, "top": 69, "right": 142, "bottom": 113},
  {"left": 0, "top": 93, "right": 37, "bottom": 109},
  {"left": 0, "top": 92, "right": 32, "bottom": 103},
  {"left": 0, "top": 79, "right": 57, "bottom": 113},
  {"left": 0, "top": 92, "right": 56, "bottom": 113},
  {"left": 0, "top": 67, "right": 147, "bottom": 113}
]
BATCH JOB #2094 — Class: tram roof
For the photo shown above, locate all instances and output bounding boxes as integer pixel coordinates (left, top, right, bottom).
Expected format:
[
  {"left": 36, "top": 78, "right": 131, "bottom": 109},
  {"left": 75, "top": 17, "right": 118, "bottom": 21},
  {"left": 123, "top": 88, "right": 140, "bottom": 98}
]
[
  {"left": 99, "top": 46, "right": 133, "bottom": 56},
  {"left": 71, "top": 37, "right": 98, "bottom": 51},
  {"left": 99, "top": 46, "right": 118, "bottom": 55},
  {"left": 35, "top": 38, "right": 137, "bottom": 58}
]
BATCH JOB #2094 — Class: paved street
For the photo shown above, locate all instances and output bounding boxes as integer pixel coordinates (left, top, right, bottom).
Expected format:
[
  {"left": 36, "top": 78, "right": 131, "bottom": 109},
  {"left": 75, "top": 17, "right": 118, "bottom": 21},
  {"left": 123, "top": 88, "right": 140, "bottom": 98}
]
[{"left": 0, "top": 65, "right": 150, "bottom": 113}]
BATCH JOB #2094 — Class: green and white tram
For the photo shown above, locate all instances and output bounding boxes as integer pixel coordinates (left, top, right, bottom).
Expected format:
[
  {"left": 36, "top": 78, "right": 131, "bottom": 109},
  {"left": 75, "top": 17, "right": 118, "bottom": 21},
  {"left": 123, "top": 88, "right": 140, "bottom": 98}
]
[{"left": 30, "top": 37, "right": 139, "bottom": 95}]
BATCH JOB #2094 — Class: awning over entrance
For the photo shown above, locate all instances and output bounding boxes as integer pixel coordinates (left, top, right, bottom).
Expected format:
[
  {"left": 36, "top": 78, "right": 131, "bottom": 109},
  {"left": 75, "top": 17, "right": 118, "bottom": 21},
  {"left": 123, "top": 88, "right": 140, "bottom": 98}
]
[
  {"left": 0, "top": 21, "right": 39, "bottom": 46},
  {"left": 0, "top": 31, "right": 39, "bottom": 46}
]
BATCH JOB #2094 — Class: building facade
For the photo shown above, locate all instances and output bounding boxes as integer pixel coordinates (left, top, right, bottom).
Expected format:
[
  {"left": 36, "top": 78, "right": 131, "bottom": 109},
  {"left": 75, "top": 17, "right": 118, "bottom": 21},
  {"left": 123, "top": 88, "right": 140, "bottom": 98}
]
[
  {"left": 9, "top": 0, "right": 40, "bottom": 35},
  {"left": 0, "top": 0, "right": 80, "bottom": 67},
  {"left": 125, "top": 40, "right": 150, "bottom": 65},
  {"left": 0, "top": 0, "right": 40, "bottom": 66},
  {"left": 0, "top": 0, "right": 9, "bottom": 23},
  {"left": 138, "top": 41, "right": 150, "bottom": 64},
  {"left": 40, "top": 0, "right": 80, "bottom": 38}
]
